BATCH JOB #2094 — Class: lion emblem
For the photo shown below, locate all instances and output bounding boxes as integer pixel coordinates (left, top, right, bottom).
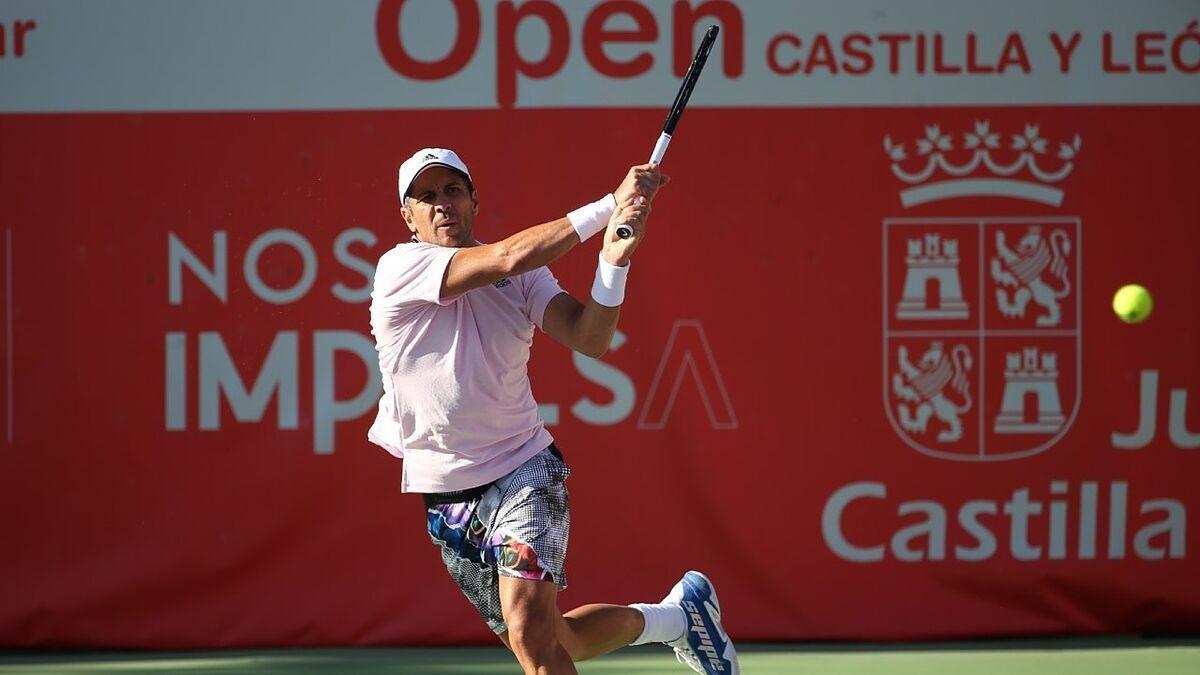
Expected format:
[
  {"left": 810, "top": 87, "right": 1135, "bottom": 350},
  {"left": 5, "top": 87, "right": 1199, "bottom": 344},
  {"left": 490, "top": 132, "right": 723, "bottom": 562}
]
[
  {"left": 991, "top": 226, "right": 1072, "bottom": 326},
  {"left": 893, "top": 342, "right": 974, "bottom": 442}
]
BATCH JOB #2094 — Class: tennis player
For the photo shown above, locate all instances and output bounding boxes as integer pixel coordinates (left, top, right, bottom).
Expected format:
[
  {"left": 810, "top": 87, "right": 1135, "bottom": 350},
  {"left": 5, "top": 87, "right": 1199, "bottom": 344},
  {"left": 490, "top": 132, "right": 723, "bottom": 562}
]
[{"left": 367, "top": 148, "right": 738, "bottom": 674}]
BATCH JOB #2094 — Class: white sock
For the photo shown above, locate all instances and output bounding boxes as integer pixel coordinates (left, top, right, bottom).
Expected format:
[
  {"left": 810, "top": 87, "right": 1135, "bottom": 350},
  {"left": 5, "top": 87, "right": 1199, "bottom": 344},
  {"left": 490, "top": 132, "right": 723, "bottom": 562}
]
[{"left": 629, "top": 602, "right": 686, "bottom": 645}]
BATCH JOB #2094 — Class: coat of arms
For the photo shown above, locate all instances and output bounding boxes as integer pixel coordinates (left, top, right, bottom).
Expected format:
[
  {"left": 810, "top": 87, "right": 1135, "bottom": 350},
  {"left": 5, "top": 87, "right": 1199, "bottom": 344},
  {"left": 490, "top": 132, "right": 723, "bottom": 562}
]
[{"left": 882, "top": 121, "right": 1082, "bottom": 461}]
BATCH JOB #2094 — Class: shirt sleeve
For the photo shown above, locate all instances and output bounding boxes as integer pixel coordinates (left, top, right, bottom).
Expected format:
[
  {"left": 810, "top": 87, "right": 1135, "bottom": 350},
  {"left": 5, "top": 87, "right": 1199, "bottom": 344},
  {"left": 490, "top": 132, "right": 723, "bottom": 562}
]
[
  {"left": 372, "top": 243, "right": 461, "bottom": 308},
  {"left": 520, "top": 265, "right": 566, "bottom": 330}
]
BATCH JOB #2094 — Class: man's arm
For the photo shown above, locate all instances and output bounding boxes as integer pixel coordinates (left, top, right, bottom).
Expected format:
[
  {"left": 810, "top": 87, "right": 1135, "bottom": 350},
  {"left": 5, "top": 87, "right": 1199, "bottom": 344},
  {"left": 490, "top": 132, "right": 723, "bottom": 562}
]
[
  {"left": 440, "top": 164, "right": 667, "bottom": 299},
  {"left": 442, "top": 217, "right": 579, "bottom": 298},
  {"left": 541, "top": 292, "right": 619, "bottom": 359},
  {"left": 540, "top": 187, "right": 657, "bottom": 357}
]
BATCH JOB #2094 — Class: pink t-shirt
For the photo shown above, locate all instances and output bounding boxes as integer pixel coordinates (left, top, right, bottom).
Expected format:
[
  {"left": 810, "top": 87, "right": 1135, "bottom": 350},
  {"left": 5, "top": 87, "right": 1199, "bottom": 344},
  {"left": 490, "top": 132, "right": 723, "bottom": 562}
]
[{"left": 367, "top": 242, "right": 564, "bottom": 493}]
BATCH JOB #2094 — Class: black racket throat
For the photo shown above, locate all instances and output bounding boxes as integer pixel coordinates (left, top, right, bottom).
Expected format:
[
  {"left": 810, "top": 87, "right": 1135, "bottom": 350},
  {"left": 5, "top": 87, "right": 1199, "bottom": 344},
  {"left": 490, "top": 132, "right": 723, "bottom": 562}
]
[
  {"left": 662, "top": 25, "right": 719, "bottom": 136},
  {"left": 615, "top": 25, "right": 719, "bottom": 240}
]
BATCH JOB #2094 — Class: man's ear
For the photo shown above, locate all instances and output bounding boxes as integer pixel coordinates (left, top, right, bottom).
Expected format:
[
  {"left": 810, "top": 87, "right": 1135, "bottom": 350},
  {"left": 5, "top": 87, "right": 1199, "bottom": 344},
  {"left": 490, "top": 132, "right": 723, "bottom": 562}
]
[
  {"left": 401, "top": 202, "right": 417, "bottom": 233},
  {"left": 471, "top": 190, "right": 479, "bottom": 215}
]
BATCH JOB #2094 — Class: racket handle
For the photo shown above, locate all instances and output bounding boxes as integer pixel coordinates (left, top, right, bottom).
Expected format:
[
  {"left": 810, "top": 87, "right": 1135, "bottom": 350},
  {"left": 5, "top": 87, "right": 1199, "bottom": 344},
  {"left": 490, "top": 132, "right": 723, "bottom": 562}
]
[
  {"left": 617, "top": 132, "right": 674, "bottom": 239},
  {"left": 649, "top": 131, "right": 672, "bottom": 164}
]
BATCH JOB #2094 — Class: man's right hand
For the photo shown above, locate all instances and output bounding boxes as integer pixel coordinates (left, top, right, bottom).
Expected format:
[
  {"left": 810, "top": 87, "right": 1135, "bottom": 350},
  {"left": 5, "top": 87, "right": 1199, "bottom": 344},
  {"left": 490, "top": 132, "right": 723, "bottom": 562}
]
[
  {"left": 614, "top": 163, "right": 670, "bottom": 204},
  {"left": 601, "top": 194, "right": 651, "bottom": 267}
]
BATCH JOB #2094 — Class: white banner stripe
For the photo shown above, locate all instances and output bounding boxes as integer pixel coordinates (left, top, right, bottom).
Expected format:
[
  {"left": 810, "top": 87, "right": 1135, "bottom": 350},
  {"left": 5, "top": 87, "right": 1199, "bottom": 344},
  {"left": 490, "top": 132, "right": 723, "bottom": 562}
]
[{"left": 2, "top": 0, "right": 1198, "bottom": 112}]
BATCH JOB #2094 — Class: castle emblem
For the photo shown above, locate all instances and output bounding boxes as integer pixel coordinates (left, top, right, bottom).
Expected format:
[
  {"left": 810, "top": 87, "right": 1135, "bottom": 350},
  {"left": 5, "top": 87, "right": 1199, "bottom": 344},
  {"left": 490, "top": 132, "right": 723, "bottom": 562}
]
[
  {"left": 896, "top": 234, "right": 969, "bottom": 320},
  {"left": 882, "top": 119, "right": 1082, "bottom": 462},
  {"left": 994, "top": 346, "right": 1065, "bottom": 434}
]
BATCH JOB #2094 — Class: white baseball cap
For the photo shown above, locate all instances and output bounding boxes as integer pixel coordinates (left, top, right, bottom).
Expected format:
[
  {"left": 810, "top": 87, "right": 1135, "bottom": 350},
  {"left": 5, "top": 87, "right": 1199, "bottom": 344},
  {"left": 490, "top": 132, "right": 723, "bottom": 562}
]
[{"left": 397, "top": 148, "right": 473, "bottom": 202}]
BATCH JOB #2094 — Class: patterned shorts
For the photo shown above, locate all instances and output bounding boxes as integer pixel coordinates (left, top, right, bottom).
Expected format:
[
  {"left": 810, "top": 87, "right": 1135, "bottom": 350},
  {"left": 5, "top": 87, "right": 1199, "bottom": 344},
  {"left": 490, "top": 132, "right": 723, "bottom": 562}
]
[{"left": 423, "top": 444, "right": 571, "bottom": 634}]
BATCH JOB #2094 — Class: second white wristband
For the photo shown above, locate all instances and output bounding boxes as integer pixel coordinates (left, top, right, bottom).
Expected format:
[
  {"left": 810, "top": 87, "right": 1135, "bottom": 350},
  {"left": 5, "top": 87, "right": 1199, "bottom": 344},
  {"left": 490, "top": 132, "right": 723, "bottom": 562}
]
[
  {"left": 567, "top": 193, "right": 617, "bottom": 243},
  {"left": 591, "top": 253, "right": 629, "bottom": 307}
]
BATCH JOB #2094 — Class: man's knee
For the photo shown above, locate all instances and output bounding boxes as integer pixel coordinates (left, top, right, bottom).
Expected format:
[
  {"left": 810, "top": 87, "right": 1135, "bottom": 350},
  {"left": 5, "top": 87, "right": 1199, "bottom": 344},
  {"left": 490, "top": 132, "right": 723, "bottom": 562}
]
[
  {"left": 505, "top": 604, "right": 562, "bottom": 659},
  {"left": 499, "top": 571, "right": 568, "bottom": 662}
]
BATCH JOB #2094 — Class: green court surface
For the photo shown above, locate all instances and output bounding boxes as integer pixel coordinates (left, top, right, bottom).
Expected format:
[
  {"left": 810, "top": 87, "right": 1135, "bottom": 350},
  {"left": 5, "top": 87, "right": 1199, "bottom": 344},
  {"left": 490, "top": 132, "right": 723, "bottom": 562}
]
[{"left": 2, "top": 638, "right": 1198, "bottom": 674}]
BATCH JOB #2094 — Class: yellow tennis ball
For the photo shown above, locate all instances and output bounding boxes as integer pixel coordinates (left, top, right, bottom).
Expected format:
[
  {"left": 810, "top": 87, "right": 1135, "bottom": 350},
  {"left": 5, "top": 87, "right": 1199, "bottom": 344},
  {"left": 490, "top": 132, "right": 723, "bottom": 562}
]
[{"left": 1113, "top": 284, "right": 1153, "bottom": 323}]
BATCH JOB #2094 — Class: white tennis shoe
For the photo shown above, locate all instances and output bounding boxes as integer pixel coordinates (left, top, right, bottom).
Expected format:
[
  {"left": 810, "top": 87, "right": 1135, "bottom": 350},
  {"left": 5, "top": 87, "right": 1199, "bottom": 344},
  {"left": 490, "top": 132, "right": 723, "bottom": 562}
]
[{"left": 663, "top": 571, "right": 739, "bottom": 674}]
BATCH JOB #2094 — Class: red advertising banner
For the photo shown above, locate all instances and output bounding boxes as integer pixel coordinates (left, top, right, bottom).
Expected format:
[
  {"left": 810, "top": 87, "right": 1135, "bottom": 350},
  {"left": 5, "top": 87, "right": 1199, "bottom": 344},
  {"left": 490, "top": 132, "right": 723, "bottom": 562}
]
[{"left": 2, "top": 0, "right": 1199, "bottom": 649}]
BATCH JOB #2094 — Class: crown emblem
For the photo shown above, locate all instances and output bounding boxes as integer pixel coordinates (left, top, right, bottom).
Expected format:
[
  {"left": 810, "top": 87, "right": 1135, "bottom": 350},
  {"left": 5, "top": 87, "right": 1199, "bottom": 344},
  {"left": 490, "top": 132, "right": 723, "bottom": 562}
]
[{"left": 884, "top": 121, "right": 1082, "bottom": 207}]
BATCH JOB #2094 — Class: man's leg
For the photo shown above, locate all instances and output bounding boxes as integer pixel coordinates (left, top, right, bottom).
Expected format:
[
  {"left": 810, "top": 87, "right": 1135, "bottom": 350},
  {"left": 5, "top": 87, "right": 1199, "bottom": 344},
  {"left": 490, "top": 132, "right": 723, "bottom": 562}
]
[
  {"left": 498, "top": 575, "right": 576, "bottom": 674},
  {"left": 559, "top": 602, "right": 644, "bottom": 660},
  {"left": 488, "top": 448, "right": 700, "bottom": 669},
  {"left": 499, "top": 576, "right": 647, "bottom": 669}
]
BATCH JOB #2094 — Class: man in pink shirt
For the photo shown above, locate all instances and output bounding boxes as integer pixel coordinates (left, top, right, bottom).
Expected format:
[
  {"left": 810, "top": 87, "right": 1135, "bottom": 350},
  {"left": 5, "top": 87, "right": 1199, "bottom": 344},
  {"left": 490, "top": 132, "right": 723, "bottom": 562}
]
[{"left": 369, "top": 148, "right": 738, "bottom": 675}]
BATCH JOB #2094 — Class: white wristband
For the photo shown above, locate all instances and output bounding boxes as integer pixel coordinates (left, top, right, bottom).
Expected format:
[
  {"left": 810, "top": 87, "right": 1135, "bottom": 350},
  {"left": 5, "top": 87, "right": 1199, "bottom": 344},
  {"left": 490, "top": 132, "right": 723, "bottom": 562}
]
[
  {"left": 591, "top": 253, "right": 629, "bottom": 307},
  {"left": 567, "top": 193, "right": 616, "bottom": 243}
]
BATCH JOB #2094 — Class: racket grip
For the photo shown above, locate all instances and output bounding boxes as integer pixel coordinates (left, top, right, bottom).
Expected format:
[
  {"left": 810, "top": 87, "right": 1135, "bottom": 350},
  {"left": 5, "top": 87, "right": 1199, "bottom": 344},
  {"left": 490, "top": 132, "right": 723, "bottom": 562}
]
[
  {"left": 649, "top": 132, "right": 672, "bottom": 164},
  {"left": 617, "top": 132, "right": 674, "bottom": 239}
]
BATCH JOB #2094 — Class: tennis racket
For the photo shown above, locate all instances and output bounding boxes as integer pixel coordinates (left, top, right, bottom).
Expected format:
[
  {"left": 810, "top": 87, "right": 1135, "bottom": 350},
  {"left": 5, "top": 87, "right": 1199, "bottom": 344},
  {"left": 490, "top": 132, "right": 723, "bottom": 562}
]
[{"left": 617, "top": 24, "right": 720, "bottom": 239}]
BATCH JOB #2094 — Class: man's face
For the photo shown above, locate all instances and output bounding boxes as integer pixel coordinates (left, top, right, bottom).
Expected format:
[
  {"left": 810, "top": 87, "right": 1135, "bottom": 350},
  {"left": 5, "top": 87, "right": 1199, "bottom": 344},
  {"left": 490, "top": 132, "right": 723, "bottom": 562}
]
[{"left": 402, "top": 166, "right": 478, "bottom": 248}]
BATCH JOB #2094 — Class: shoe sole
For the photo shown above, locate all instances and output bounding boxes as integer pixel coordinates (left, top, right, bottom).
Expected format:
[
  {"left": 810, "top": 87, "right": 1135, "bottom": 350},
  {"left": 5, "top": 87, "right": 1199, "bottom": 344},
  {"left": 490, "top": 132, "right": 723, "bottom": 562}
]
[{"left": 680, "top": 571, "right": 739, "bottom": 675}]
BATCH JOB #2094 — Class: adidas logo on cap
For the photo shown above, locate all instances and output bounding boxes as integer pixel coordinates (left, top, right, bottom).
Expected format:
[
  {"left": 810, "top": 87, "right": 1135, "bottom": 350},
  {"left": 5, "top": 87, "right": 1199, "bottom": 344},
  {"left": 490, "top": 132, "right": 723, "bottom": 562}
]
[{"left": 398, "top": 148, "right": 473, "bottom": 201}]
